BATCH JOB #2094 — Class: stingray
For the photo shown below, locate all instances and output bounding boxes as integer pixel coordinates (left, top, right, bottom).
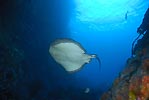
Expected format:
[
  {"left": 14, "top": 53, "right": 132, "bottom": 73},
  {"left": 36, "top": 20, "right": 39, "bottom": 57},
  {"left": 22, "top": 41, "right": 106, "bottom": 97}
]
[{"left": 49, "top": 38, "right": 101, "bottom": 73}]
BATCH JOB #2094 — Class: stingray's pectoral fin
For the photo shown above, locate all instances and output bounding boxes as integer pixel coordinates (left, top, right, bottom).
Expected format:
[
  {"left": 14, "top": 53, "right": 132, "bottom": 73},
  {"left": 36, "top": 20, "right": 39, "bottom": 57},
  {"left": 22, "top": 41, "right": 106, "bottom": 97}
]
[{"left": 49, "top": 38, "right": 101, "bottom": 73}]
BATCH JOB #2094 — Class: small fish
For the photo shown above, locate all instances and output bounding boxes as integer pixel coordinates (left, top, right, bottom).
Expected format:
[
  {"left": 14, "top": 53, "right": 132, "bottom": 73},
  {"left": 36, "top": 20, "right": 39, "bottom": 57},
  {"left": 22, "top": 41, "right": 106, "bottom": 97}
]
[
  {"left": 84, "top": 88, "right": 90, "bottom": 93},
  {"left": 125, "top": 11, "right": 129, "bottom": 20}
]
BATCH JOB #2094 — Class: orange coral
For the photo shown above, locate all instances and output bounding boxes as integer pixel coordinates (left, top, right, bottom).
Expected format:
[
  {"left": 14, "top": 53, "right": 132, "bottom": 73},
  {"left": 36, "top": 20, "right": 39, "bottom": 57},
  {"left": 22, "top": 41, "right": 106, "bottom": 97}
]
[
  {"left": 129, "top": 76, "right": 141, "bottom": 95},
  {"left": 129, "top": 76, "right": 149, "bottom": 100},
  {"left": 116, "top": 95, "right": 123, "bottom": 100},
  {"left": 139, "top": 76, "right": 149, "bottom": 100}
]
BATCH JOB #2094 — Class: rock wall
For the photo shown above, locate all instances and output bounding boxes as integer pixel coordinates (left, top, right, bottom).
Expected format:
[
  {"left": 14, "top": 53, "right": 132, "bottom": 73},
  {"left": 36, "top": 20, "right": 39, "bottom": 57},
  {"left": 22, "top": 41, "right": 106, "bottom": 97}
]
[{"left": 100, "top": 44, "right": 149, "bottom": 100}]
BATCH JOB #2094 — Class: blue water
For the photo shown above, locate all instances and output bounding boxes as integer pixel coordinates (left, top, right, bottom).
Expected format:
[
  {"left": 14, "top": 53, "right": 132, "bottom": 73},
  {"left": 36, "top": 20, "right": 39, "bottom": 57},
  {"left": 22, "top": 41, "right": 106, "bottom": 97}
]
[
  {"left": 68, "top": 0, "right": 149, "bottom": 92},
  {"left": 4, "top": 0, "right": 148, "bottom": 99}
]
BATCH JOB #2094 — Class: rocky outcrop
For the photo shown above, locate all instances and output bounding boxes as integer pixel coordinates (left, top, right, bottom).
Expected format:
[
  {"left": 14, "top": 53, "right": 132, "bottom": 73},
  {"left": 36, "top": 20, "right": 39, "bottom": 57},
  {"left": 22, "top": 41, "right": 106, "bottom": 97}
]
[{"left": 100, "top": 44, "right": 149, "bottom": 100}]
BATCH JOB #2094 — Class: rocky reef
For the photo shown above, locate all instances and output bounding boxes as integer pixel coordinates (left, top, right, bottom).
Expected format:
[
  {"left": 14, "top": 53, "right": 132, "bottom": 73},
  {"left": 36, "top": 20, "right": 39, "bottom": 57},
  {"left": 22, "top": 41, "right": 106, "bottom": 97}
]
[
  {"left": 100, "top": 43, "right": 149, "bottom": 100},
  {"left": 0, "top": 34, "right": 25, "bottom": 99}
]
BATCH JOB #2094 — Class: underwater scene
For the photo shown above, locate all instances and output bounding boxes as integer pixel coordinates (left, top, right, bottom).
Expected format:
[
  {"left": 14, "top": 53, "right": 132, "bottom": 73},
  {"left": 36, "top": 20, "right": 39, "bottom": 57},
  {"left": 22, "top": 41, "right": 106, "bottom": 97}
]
[{"left": 0, "top": 0, "right": 149, "bottom": 100}]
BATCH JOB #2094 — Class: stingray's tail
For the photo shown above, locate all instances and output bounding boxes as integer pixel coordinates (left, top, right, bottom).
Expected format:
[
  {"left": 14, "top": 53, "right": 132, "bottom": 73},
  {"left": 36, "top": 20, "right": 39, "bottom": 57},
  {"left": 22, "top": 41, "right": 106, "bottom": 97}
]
[{"left": 91, "top": 54, "right": 101, "bottom": 70}]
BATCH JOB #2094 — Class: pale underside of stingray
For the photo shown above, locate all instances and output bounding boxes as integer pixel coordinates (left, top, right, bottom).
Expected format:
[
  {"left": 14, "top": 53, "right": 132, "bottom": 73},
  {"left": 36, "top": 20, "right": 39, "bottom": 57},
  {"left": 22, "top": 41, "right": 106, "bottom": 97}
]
[{"left": 49, "top": 38, "right": 101, "bottom": 73}]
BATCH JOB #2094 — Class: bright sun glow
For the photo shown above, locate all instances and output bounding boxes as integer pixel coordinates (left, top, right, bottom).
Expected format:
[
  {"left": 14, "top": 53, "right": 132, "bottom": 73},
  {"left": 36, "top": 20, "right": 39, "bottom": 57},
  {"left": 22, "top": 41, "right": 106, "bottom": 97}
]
[{"left": 74, "top": 0, "right": 146, "bottom": 23}]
